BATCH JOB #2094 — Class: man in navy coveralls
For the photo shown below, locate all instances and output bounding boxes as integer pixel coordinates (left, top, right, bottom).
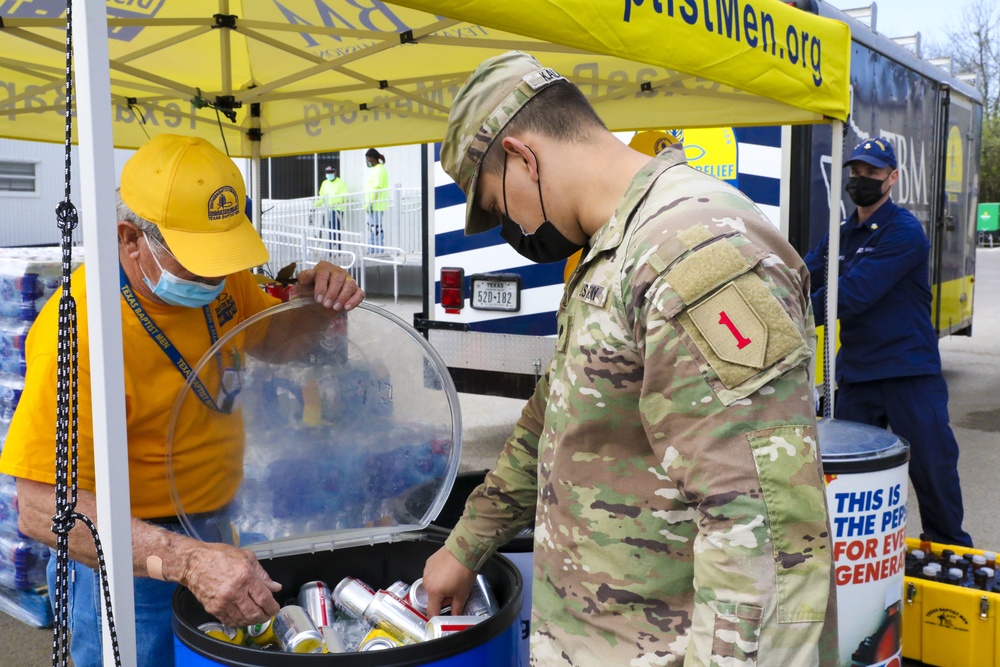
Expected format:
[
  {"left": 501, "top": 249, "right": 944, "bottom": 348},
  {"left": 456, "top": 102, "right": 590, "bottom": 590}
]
[{"left": 805, "top": 137, "right": 972, "bottom": 548}]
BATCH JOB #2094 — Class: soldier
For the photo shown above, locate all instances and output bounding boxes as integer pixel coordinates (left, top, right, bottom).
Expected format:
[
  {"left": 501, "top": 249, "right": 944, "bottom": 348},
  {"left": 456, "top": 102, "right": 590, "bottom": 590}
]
[{"left": 421, "top": 52, "right": 838, "bottom": 665}]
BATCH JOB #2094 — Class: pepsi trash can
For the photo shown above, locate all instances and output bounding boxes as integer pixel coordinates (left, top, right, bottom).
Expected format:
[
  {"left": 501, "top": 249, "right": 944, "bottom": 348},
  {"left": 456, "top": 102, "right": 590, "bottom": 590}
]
[
  {"left": 819, "top": 418, "right": 910, "bottom": 667},
  {"left": 166, "top": 301, "right": 522, "bottom": 666}
]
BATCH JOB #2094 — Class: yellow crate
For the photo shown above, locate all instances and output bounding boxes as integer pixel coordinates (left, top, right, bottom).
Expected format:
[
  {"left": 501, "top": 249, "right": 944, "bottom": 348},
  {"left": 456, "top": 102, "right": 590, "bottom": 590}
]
[{"left": 903, "top": 537, "right": 999, "bottom": 666}]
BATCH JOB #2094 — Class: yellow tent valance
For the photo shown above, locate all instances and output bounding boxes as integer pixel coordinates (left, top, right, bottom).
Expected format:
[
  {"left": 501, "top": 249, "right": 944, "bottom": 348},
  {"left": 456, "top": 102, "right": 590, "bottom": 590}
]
[{"left": 0, "top": 0, "right": 850, "bottom": 157}]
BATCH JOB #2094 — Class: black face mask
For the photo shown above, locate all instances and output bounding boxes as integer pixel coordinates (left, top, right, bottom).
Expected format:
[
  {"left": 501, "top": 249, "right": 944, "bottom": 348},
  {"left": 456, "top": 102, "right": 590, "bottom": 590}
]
[
  {"left": 500, "top": 216, "right": 584, "bottom": 264},
  {"left": 845, "top": 175, "right": 888, "bottom": 207},
  {"left": 497, "top": 148, "right": 584, "bottom": 264}
]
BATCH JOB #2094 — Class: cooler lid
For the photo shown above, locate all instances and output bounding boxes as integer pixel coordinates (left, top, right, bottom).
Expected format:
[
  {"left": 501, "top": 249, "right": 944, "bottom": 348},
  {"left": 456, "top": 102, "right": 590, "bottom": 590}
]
[
  {"left": 166, "top": 299, "right": 461, "bottom": 559},
  {"left": 817, "top": 417, "right": 909, "bottom": 463}
]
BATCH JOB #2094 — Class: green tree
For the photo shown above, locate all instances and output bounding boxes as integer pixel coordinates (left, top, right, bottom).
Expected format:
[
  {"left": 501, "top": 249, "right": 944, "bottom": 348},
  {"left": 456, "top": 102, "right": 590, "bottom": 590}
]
[
  {"left": 939, "top": 0, "right": 1000, "bottom": 201},
  {"left": 980, "top": 115, "right": 1000, "bottom": 203}
]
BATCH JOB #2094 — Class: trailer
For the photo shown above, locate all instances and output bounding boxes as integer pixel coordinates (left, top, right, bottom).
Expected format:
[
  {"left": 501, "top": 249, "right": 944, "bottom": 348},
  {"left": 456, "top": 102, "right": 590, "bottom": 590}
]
[{"left": 418, "top": 2, "right": 984, "bottom": 398}]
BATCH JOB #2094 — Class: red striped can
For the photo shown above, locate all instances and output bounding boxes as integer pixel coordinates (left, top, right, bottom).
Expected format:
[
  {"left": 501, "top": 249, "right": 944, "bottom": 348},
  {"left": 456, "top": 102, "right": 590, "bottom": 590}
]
[
  {"left": 333, "top": 576, "right": 376, "bottom": 620},
  {"left": 363, "top": 590, "right": 428, "bottom": 644},
  {"left": 425, "top": 615, "right": 484, "bottom": 640},
  {"left": 386, "top": 579, "right": 411, "bottom": 598},
  {"left": 297, "top": 581, "right": 336, "bottom": 628},
  {"left": 407, "top": 577, "right": 429, "bottom": 615}
]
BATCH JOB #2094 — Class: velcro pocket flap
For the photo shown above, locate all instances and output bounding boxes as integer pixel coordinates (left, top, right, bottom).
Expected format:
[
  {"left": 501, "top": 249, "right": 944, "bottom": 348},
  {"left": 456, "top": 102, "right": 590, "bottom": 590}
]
[{"left": 667, "top": 238, "right": 752, "bottom": 305}]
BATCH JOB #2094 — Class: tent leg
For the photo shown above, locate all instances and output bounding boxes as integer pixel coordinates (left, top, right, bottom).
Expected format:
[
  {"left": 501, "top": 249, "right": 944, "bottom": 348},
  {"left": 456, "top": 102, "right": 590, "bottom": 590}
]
[
  {"left": 74, "top": 1, "right": 137, "bottom": 664},
  {"left": 824, "top": 120, "right": 844, "bottom": 419}
]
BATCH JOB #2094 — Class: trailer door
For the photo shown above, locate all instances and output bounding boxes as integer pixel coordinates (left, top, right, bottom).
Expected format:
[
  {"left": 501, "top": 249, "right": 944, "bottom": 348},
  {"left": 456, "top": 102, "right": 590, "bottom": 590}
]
[{"left": 933, "top": 91, "right": 981, "bottom": 336}]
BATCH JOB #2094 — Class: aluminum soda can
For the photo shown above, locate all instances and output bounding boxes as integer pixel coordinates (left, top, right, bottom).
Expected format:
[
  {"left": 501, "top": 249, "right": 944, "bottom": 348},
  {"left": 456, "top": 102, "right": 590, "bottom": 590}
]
[
  {"left": 425, "top": 615, "right": 485, "bottom": 640},
  {"left": 386, "top": 579, "right": 411, "bottom": 598},
  {"left": 297, "top": 580, "right": 336, "bottom": 628},
  {"left": 465, "top": 574, "right": 500, "bottom": 617},
  {"left": 363, "top": 590, "right": 428, "bottom": 643},
  {"left": 407, "top": 577, "right": 429, "bottom": 615},
  {"left": 333, "top": 576, "right": 376, "bottom": 619},
  {"left": 198, "top": 622, "right": 245, "bottom": 645},
  {"left": 245, "top": 617, "right": 277, "bottom": 647},
  {"left": 359, "top": 627, "right": 402, "bottom": 651},
  {"left": 272, "top": 605, "right": 325, "bottom": 653}
]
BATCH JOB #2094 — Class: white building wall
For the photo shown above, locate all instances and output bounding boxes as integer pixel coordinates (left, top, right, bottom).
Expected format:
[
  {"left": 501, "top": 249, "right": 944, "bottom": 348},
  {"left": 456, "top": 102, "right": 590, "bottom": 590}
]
[
  {"left": 0, "top": 140, "right": 426, "bottom": 249},
  {"left": 0, "top": 139, "right": 134, "bottom": 248},
  {"left": 339, "top": 144, "right": 423, "bottom": 194}
]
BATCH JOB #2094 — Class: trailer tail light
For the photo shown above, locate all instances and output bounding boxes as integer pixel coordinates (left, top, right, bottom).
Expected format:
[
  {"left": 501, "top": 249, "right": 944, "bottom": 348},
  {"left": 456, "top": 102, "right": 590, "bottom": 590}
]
[{"left": 440, "top": 267, "right": 465, "bottom": 313}]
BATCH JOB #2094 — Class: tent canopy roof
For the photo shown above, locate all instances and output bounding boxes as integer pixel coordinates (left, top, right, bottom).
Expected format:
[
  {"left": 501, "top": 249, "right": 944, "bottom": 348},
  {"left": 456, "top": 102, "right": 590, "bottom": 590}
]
[{"left": 0, "top": 0, "right": 851, "bottom": 158}]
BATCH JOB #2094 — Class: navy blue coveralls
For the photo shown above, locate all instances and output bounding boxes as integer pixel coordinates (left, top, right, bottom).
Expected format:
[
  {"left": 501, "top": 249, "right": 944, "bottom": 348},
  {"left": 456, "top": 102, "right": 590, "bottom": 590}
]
[{"left": 805, "top": 199, "right": 972, "bottom": 547}]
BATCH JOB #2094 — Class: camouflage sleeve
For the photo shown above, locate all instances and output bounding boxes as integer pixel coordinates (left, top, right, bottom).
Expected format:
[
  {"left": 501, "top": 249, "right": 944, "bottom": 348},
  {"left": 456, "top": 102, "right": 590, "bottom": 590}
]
[
  {"left": 634, "top": 231, "right": 836, "bottom": 665},
  {"left": 445, "top": 373, "right": 546, "bottom": 571}
]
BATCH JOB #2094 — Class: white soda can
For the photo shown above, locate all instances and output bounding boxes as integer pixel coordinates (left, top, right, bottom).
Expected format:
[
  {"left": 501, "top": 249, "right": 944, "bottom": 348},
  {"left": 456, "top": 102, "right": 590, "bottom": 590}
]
[{"left": 425, "top": 615, "right": 484, "bottom": 639}]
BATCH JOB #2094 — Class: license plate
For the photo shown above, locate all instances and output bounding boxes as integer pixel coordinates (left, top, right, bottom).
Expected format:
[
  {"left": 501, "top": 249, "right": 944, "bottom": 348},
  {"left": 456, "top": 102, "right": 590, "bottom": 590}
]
[{"left": 470, "top": 274, "right": 520, "bottom": 312}]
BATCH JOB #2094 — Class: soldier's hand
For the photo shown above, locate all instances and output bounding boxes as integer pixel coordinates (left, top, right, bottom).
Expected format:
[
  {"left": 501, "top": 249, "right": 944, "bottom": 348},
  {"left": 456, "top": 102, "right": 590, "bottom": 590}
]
[
  {"left": 423, "top": 546, "right": 477, "bottom": 616},
  {"left": 293, "top": 261, "right": 364, "bottom": 311},
  {"left": 179, "top": 542, "right": 282, "bottom": 627}
]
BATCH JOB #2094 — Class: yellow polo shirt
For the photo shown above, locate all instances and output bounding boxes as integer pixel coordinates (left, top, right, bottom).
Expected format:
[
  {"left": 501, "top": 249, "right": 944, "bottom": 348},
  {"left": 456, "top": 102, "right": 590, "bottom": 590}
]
[{"left": 0, "top": 265, "right": 279, "bottom": 518}]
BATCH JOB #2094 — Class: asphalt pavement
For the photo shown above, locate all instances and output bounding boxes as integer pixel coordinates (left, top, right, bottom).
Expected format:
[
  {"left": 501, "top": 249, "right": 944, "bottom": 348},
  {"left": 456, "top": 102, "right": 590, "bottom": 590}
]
[{"left": 3, "top": 249, "right": 1000, "bottom": 665}]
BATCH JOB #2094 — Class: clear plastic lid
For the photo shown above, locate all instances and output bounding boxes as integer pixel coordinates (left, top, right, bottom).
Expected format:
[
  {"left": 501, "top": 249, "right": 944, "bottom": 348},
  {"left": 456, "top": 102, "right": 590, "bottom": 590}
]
[
  {"left": 166, "top": 300, "right": 461, "bottom": 558},
  {"left": 817, "top": 418, "right": 907, "bottom": 460}
]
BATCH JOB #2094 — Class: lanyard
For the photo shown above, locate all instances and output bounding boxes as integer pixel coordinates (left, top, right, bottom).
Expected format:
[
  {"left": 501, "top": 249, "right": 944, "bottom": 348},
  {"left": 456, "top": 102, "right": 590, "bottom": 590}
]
[{"left": 119, "top": 265, "right": 240, "bottom": 413}]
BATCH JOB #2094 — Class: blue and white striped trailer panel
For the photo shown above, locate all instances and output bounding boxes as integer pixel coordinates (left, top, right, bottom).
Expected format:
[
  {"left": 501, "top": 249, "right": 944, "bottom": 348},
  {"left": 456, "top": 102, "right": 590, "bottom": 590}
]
[
  {"left": 432, "top": 143, "right": 567, "bottom": 336},
  {"left": 731, "top": 127, "right": 783, "bottom": 228},
  {"left": 430, "top": 129, "right": 783, "bottom": 337}
]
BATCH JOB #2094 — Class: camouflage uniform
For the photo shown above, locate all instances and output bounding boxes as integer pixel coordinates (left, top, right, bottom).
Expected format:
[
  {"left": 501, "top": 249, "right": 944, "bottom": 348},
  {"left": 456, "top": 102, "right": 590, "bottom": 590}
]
[{"left": 443, "top": 52, "right": 838, "bottom": 667}]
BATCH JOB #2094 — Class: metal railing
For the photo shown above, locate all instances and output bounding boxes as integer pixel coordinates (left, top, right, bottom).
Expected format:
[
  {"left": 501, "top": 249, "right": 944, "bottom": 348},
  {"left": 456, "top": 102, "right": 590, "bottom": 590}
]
[{"left": 260, "top": 187, "right": 420, "bottom": 303}]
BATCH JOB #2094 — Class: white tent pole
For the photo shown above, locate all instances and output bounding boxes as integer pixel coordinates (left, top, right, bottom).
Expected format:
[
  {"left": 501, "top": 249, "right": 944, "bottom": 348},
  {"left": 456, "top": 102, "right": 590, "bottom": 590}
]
[
  {"left": 825, "top": 120, "right": 844, "bottom": 418},
  {"left": 73, "top": 1, "right": 137, "bottom": 665}
]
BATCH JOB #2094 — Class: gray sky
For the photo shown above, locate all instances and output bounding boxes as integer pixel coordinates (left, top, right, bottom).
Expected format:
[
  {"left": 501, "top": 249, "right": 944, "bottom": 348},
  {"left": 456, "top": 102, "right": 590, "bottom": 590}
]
[{"left": 825, "top": 0, "right": 978, "bottom": 47}]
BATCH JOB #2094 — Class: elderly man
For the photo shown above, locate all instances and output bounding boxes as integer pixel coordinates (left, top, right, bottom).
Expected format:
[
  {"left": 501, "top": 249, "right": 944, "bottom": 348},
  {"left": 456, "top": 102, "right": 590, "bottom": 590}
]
[{"left": 0, "top": 134, "right": 363, "bottom": 667}]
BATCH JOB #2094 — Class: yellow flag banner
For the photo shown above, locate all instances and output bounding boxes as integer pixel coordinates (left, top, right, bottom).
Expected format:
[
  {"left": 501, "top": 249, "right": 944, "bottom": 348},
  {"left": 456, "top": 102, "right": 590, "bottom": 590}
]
[{"left": 0, "top": 0, "right": 850, "bottom": 157}]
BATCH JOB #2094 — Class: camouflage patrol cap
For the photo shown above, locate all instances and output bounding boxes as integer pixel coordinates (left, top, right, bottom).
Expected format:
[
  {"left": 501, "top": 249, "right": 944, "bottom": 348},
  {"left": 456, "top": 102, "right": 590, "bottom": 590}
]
[{"left": 442, "top": 51, "right": 566, "bottom": 235}]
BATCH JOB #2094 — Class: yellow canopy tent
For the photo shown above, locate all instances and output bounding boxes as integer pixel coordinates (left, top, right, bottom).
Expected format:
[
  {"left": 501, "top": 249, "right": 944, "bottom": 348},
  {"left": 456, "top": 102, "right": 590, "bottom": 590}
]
[
  {"left": 0, "top": 0, "right": 849, "bottom": 156},
  {"left": 0, "top": 3, "right": 851, "bottom": 665}
]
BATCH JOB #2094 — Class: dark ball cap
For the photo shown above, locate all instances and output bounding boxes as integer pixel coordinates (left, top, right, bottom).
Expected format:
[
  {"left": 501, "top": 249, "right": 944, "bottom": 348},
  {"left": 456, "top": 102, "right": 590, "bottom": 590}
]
[{"left": 845, "top": 137, "right": 897, "bottom": 170}]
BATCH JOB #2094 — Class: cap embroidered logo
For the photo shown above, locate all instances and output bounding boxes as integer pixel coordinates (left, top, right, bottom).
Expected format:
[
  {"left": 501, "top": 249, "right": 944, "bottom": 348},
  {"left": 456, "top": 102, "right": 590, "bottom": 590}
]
[{"left": 208, "top": 186, "right": 240, "bottom": 221}]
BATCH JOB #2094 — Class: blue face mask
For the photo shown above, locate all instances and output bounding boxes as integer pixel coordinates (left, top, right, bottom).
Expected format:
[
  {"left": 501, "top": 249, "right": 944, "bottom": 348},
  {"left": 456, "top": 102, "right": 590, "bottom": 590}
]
[
  {"left": 325, "top": 173, "right": 336, "bottom": 181},
  {"left": 140, "top": 233, "right": 225, "bottom": 308}
]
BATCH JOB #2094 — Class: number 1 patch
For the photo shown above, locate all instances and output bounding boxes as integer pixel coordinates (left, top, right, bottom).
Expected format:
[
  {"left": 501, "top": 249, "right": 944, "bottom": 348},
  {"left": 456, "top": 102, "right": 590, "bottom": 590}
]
[{"left": 688, "top": 283, "right": 767, "bottom": 369}]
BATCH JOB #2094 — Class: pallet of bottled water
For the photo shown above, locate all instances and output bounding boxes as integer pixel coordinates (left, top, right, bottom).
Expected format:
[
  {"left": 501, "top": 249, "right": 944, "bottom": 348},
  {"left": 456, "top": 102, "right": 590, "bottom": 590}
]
[{"left": 0, "top": 247, "right": 82, "bottom": 628}]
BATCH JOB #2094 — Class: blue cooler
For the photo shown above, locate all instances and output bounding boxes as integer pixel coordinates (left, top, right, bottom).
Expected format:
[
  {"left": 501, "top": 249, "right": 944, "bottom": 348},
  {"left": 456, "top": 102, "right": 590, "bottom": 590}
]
[{"left": 166, "top": 301, "right": 522, "bottom": 666}]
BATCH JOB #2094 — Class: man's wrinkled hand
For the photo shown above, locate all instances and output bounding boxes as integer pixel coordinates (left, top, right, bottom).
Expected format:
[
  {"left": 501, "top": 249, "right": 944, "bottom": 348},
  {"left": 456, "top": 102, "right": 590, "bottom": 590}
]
[
  {"left": 180, "top": 542, "right": 282, "bottom": 627},
  {"left": 293, "top": 261, "right": 364, "bottom": 311}
]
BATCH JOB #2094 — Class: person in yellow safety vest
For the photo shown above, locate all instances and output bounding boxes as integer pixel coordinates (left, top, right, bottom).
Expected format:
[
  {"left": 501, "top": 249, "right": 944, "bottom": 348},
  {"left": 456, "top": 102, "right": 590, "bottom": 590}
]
[
  {"left": 364, "top": 148, "right": 389, "bottom": 248},
  {"left": 315, "top": 165, "right": 348, "bottom": 243}
]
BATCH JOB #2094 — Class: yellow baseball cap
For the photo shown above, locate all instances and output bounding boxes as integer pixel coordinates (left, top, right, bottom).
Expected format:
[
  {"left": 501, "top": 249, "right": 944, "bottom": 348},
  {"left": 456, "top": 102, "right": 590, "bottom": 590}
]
[{"left": 120, "top": 134, "right": 268, "bottom": 277}]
